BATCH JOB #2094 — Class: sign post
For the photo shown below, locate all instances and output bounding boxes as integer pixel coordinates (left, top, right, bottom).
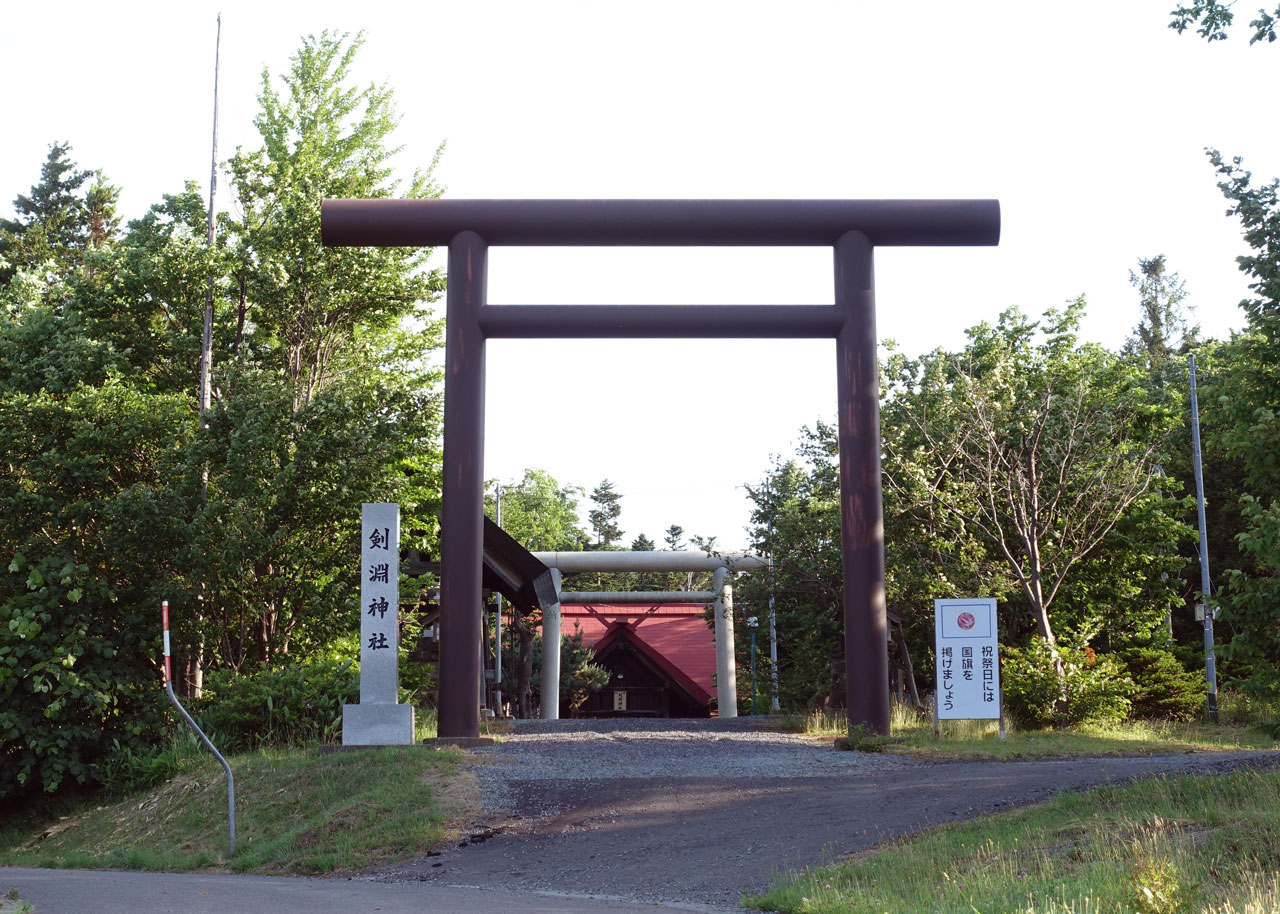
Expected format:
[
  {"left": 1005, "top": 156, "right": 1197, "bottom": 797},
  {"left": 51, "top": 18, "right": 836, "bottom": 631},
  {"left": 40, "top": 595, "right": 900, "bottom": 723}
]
[
  {"left": 342, "top": 503, "right": 415, "bottom": 745},
  {"left": 934, "top": 598, "right": 1003, "bottom": 740}
]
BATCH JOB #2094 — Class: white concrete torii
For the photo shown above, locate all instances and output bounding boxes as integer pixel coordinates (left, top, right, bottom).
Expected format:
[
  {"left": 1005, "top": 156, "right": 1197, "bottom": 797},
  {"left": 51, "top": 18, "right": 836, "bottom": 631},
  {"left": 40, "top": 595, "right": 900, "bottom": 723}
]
[{"left": 531, "top": 551, "right": 768, "bottom": 719}]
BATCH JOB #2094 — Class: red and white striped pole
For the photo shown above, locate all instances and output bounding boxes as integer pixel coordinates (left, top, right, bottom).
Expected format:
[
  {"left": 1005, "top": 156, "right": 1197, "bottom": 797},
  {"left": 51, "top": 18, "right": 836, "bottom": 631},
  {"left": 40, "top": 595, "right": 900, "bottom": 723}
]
[
  {"left": 162, "top": 600, "right": 172, "bottom": 686},
  {"left": 160, "top": 599, "right": 236, "bottom": 854}
]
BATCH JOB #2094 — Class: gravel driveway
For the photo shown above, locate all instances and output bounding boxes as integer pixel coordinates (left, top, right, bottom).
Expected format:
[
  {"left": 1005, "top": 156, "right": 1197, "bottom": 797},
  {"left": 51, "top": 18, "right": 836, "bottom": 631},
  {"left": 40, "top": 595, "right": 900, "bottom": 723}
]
[{"left": 362, "top": 718, "right": 1279, "bottom": 912}]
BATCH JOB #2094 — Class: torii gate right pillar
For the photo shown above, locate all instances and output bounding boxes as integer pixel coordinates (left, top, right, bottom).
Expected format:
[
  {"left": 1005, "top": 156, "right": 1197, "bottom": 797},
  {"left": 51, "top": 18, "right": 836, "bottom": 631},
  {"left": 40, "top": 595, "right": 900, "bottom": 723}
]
[{"left": 835, "top": 230, "right": 889, "bottom": 735}]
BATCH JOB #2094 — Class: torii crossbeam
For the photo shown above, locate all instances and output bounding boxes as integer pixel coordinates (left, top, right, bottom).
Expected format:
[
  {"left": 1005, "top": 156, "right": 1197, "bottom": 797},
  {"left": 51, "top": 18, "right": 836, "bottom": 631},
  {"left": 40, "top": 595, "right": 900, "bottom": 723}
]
[{"left": 323, "top": 198, "right": 1001, "bottom": 738}]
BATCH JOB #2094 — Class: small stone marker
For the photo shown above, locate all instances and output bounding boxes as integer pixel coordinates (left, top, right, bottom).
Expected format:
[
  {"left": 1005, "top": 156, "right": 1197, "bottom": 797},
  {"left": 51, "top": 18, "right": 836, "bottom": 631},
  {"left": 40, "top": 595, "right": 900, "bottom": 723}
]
[{"left": 342, "top": 503, "right": 415, "bottom": 745}]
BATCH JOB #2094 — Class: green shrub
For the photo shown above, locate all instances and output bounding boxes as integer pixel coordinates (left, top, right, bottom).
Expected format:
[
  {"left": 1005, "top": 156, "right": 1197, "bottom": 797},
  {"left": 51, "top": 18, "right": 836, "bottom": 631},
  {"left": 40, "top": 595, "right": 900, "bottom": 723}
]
[
  {"left": 97, "top": 730, "right": 208, "bottom": 796},
  {"left": 192, "top": 660, "right": 358, "bottom": 752},
  {"left": 1002, "top": 638, "right": 1133, "bottom": 728},
  {"left": 1217, "top": 688, "right": 1280, "bottom": 727},
  {"left": 1117, "top": 647, "right": 1206, "bottom": 721},
  {"left": 398, "top": 654, "right": 437, "bottom": 710}
]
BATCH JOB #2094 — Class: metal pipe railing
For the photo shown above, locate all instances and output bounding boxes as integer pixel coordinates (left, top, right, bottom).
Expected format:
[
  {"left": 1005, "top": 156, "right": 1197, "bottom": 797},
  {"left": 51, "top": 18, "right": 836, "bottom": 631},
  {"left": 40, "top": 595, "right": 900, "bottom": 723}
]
[{"left": 162, "top": 601, "right": 236, "bottom": 854}]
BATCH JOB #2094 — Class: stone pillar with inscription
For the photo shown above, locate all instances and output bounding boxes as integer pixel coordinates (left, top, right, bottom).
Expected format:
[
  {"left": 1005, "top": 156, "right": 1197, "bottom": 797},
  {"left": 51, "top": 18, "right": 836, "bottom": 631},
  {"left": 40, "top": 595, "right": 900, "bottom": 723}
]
[{"left": 342, "top": 503, "right": 415, "bottom": 745}]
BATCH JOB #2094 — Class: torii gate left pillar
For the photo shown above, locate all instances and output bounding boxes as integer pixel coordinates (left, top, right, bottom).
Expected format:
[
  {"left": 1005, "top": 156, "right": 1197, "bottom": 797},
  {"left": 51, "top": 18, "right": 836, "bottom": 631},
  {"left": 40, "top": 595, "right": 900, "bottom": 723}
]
[{"left": 322, "top": 198, "right": 1000, "bottom": 739}]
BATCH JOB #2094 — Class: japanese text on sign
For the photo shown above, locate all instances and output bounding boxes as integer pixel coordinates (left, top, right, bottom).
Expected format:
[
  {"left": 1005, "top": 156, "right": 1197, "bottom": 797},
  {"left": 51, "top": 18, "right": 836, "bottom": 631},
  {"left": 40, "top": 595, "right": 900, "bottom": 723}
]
[
  {"left": 359, "top": 503, "right": 400, "bottom": 703},
  {"left": 934, "top": 598, "right": 1000, "bottom": 720}
]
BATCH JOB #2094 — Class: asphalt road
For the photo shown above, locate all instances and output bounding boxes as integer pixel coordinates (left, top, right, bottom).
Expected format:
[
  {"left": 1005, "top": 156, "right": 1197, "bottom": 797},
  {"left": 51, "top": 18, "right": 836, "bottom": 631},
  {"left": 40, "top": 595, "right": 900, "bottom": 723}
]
[
  {"left": 6, "top": 749, "right": 1277, "bottom": 913},
  {"left": 369, "top": 750, "right": 1280, "bottom": 909},
  {"left": 0, "top": 867, "right": 721, "bottom": 914}
]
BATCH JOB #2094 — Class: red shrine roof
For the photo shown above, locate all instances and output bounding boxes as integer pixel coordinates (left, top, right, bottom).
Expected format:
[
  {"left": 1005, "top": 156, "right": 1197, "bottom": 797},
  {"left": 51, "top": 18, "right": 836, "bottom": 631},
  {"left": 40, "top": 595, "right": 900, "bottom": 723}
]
[{"left": 559, "top": 603, "right": 716, "bottom": 706}]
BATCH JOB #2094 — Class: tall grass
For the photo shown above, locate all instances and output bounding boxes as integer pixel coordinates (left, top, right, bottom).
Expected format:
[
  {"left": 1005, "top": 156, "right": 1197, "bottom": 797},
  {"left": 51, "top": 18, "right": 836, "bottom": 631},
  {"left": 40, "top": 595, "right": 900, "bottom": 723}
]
[
  {"left": 800, "top": 694, "right": 1279, "bottom": 758},
  {"left": 749, "top": 767, "right": 1280, "bottom": 914}
]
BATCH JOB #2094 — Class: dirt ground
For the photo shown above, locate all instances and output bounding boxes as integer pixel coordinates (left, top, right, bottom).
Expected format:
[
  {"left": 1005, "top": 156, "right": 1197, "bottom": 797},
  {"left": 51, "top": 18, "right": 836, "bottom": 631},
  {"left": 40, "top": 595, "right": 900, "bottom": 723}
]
[{"left": 364, "top": 749, "right": 1280, "bottom": 911}]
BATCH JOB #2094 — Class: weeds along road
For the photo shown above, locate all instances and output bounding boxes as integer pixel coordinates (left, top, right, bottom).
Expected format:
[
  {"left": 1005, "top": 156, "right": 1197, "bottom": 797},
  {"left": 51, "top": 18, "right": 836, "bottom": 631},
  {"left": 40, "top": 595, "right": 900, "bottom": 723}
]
[{"left": 365, "top": 721, "right": 1280, "bottom": 911}]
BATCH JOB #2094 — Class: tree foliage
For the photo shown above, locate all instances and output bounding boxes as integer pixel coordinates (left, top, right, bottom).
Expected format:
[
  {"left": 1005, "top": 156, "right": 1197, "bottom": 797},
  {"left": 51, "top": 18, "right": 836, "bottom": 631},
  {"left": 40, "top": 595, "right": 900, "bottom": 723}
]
[
  {"left": 226, "top": 31, "right": 443, "bottom": 410},
  {"left": 588, "top": 479, "right": 624, "bottom": 548},
  {"left": 487, "top": 468, "right": 588, "bottom": 552},
  {"left": 497, "top": 627, "right": 608, "bottom": 719},
  {"left": 0, "top": 32, "right": 445, "bottom": 804},
  {"left": 0, "top": 380, "right": 191, "bottom": 800},
  {"left": 740, "top": 432, "right": 844, "bottom": 709},
  {"left": 0, "top": 142, "right": 118, "bottom": 284},
  {"left": 1203, "top": 151, "right": 1280, "bottom": 693},
  {"left": 183, "top": 30, "right": 445, "bottom": 673},
  {"left": 1124, "top": 255, "right": 1196, "bottom": 384},
  {"left": 883, "top": 301, "right": 1184, "bottom": 656},
  {"left": 741, "top": 302, "right": 1188, "bottom": 711},
  {"left": 1169, "top": 1, "right": 1278, "bottom": 43},
  {"left": 1001, "top": 638, "right": 1132, "bottom": 729}
]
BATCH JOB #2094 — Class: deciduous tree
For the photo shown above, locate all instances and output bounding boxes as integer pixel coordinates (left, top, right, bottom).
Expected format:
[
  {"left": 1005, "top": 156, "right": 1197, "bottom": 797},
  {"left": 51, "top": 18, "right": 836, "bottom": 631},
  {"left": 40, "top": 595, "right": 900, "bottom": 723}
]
[
  {"left": 187, "top": 31, "right": 446, "bottom": 673},
  {"left": 1170, "top": 1, "right": 1278, "bottom": 43},
  {"left": 882, "top": 302, "right": 1181, "bottom": 664},
  {"left": 486, "top": 469, "right": 588, "bottom": 551}
]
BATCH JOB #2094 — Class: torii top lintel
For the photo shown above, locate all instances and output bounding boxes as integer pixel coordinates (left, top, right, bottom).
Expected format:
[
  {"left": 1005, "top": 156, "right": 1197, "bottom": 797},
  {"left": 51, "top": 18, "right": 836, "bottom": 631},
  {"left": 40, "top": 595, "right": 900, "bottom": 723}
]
[{"left": 321, "top": 198, "right": 1000, "bottom": 248}]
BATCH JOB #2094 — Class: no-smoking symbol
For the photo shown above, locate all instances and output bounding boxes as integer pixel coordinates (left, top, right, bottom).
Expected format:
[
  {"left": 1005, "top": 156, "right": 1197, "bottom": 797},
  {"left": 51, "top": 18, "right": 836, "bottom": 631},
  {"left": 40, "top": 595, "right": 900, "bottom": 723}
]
[{"left": 956, "top": 612, "right": 976, "bottom": 631}]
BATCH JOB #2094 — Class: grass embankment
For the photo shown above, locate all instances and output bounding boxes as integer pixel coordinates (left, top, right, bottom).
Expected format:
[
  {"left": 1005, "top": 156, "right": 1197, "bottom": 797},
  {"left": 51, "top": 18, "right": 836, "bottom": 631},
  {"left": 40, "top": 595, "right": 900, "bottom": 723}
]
[
  {"left": 0, "top": 744, "right": 470, "bottom": 875},
  {"left": 749, "top": 766, "right": 1280, "bottom": 914}
]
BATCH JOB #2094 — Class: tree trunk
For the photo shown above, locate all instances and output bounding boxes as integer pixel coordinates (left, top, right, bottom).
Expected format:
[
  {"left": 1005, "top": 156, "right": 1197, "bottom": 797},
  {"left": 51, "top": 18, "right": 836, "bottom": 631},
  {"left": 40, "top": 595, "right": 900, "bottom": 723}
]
[
  {"left": 514, "top": 615, "right": 535, "bottom": 718},
  {"left": 1024, "top": 568, "right": 1069, "bottom": 718}
]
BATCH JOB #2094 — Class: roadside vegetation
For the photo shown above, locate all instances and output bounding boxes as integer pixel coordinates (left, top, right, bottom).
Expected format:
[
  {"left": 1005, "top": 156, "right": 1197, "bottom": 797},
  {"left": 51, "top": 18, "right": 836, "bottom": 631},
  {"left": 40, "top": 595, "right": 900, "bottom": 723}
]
[
  {"left": 748, "top": 765, "right": 1280, "bottom": 914},
  {"left": 0, "top": 743, "right": 466, "bottom": 875},
  {"left": 0, "top": 889, "right": 33, "bottom": 914},
  {"left": 795, "top": 694, "right": 1280, "bottom": 759},
  {"left": 766, "top": 694, "right": 1280, "bottom": 914}
]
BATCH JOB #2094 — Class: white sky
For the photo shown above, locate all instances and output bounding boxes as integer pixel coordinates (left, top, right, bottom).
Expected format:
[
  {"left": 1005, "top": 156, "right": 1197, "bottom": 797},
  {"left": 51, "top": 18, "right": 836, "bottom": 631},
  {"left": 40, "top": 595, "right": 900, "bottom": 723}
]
[{"left": 4, "top": 1, "right": 1276, "bottom": 550}]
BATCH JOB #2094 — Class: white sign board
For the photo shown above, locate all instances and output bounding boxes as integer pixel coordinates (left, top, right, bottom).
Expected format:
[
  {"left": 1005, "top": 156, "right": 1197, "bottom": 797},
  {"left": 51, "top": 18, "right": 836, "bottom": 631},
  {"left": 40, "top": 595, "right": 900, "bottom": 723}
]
[{"left": 934, "top": 598, "right": 1000, "bottom": 720}]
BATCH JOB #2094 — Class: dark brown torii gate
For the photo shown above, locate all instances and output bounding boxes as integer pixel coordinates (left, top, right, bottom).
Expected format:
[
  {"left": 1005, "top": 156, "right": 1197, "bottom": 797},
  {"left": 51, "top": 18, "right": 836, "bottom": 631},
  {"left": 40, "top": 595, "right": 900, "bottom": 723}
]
[{"left": 322, "top": 198, "right": 1000, "bottom": 739}]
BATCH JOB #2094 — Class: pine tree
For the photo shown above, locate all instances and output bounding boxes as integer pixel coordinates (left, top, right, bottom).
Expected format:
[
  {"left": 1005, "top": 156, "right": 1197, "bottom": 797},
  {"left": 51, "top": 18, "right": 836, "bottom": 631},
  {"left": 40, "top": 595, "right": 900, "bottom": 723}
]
[
  {"left": 0, "top": 142, "right": 116, "bottom": 284},
  {"left": 1123, "top": 255, "right": 1196, "bottom": 383},
  {"left": 588, "top": 479, "right": 623, "bottom": 548}
]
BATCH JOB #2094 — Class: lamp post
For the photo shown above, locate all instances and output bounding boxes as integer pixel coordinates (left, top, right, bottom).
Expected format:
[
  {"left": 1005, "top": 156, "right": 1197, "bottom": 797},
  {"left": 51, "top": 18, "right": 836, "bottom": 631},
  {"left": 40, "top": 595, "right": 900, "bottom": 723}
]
[{"left": 747, "top": 615, "right": 760, "bottom": 716}]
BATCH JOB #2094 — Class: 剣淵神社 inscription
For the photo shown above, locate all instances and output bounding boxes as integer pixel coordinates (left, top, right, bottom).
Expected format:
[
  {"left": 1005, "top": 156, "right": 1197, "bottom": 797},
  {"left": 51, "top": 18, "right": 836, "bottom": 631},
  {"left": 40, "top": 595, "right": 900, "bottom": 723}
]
[{"left": 342, "top": 503, "right": 415, "bottom": 745}]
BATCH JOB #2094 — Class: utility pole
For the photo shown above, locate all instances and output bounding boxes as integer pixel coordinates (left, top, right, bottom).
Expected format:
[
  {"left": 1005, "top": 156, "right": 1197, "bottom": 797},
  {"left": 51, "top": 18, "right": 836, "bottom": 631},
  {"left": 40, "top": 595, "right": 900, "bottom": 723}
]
[
  {"left": 1189, "top": 354, "right": 1219, "bottom": 723},
  {"left": 200, "top": 14, "right": 220, "bottom": 438},
  {"left": 493, "top": 483, "right": 503, "bottom": 715},
  {"left": 190, "top": 13, "right": 221, "bottom": 698},
  {"left": 765, "top": 478, "right": 780, "bottom": 712}
]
